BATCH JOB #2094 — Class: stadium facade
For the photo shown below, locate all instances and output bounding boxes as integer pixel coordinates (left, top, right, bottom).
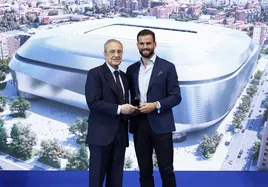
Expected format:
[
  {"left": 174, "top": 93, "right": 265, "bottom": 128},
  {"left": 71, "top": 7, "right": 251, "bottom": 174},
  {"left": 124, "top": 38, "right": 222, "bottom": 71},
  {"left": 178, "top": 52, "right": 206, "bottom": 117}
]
[{"left": 9, "top": 18, "right": 259, "bottom": 133}]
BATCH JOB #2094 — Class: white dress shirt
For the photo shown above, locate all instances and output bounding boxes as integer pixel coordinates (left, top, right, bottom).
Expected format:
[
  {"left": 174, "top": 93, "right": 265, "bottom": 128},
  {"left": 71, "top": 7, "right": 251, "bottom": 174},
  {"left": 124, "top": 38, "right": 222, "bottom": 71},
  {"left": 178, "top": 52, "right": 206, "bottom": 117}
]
[{"left": 138, "top": 54, "right": 161, "bottom": 112}]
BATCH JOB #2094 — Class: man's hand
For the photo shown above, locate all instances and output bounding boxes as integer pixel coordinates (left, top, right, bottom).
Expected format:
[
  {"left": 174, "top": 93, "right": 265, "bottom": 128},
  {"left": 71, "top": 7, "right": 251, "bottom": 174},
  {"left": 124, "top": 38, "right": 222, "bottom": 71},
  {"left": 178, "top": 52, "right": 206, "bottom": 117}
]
[
  {"left": 139, "top": 102, "right": 157, "bottom": 113},
  {"left": 120, "top": 104, "right": 138, "bottom": 115}
]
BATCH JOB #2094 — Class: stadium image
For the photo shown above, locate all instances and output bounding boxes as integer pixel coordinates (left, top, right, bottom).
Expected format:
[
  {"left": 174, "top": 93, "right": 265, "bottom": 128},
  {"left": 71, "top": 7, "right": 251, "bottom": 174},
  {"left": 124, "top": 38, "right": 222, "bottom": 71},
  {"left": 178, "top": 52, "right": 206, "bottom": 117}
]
[{"left": 9, "top": 18, "right": 259, "bottom": 135}]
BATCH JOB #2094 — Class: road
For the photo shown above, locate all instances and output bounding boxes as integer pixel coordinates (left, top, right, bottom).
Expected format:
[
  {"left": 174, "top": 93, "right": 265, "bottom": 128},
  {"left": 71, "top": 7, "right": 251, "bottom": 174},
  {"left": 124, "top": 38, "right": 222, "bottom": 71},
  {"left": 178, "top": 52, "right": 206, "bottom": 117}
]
[{"left": 220, "top": 58, "right": 268, "bottom": 171}]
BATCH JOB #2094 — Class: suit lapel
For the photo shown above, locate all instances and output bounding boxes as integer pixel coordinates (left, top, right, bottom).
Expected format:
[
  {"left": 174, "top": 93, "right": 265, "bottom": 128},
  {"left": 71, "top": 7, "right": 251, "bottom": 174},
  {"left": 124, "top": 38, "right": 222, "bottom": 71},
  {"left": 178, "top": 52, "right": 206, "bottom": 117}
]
[
  {"left": 148, "top": 56, "right": 161, "bottom": 91},
  {"left": 133, "top": 62, "right": 141, "bottom": 98},
  {"left": 103, "top": 63, "right": 117, "bottom": 94}
]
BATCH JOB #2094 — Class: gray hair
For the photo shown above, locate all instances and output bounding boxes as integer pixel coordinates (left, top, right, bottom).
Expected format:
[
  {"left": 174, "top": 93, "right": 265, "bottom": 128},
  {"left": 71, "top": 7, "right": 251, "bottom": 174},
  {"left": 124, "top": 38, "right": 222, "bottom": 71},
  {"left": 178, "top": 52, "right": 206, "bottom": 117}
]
[{"left": 104, "top": 39, "right": 123, "bottom": 52}]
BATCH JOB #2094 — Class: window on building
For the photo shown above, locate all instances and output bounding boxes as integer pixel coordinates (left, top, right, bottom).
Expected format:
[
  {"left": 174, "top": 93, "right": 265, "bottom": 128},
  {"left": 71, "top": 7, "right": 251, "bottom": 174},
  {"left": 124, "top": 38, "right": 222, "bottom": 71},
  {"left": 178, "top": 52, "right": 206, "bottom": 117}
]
[
  {"left": 263, "top": 158, "right": 267, "bottom": 161},
  {"left": 265, "top": 153, "right": 268, "bottom": 156},
  {"left": 262, "top": 163, "right": 266, "bottom": 166}
]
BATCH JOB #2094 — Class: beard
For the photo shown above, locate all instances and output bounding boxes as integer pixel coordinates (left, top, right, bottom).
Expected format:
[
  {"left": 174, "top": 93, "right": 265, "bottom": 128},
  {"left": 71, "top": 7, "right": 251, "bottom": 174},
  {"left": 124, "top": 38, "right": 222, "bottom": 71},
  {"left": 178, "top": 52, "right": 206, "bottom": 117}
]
[{"left": 139, "top": 49, "right": 154, "bottom": 58}]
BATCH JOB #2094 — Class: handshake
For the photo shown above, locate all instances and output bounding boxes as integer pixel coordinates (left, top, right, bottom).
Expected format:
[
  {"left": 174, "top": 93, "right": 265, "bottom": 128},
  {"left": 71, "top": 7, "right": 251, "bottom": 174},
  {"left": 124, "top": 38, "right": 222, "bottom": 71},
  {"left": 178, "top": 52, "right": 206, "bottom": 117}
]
[{"left": 120, "top": 98, "right": 157, "bottom": 115}]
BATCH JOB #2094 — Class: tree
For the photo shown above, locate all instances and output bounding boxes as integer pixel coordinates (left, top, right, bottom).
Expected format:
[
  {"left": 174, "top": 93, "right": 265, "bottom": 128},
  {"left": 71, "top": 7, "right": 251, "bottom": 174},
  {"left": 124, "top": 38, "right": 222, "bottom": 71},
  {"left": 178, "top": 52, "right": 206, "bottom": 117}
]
[
  {"left": 0, "top": 124, "right": 7, "bottom": 151},
  {"left": 9, "top": 124, "right": 37, "bottom": 160},
  {"left": 39, "top": 139, "right": 65, "bottom": 168},
  {"left": 0, "top": 94, "right": 7, "bottom": 111},
  {"left": 232, "top": 114, "right": 242, "bottom": 128},
  {"left": 0, "top": 71, "right": 6, "bottom": 82},
  {"left": 252, "top": 141, "right": 260, "bottom": 160},
  {"left": 0, "top": 59, "right": 9, "bottom": 73},
  {"left": 261, "top": 48, "right": 268, "bottom": 55},
  {"left": 199, "top": 131, "right": 223, "bottom": 158},
  {"left": 69, "top": 117, "right": 88, "bottom": 144},
  {"left": 254, "top": 70, "right": 263, "bottom": 80},
  {"left": 246, "top": 84, "right": 257, "bottom": 98},
  {"left": 10, "top": 96, "right": 30, "bottom": 117},
  {"left": 0, "top": 119, "right": 4, "bottom": 127},
  {"left": 10, "top": 123, "right": 20, "bottom": 142},
  {"left": 66, "top": 144, "right": 89, "bottom": 170},
  {"left": 124, "top": 155, "right": 133, "bottom": 170}
]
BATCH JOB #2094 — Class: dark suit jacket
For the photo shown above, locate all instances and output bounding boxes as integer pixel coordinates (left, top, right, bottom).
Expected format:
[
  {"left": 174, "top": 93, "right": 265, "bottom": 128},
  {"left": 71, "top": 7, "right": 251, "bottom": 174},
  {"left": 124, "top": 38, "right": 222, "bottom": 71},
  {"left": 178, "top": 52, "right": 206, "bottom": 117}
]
[
  {"left": 126, "top": 56, "right": 182, "bottom": 134},
  {"left": 85, "top": 63, "right": 129, "bottom": 146}
]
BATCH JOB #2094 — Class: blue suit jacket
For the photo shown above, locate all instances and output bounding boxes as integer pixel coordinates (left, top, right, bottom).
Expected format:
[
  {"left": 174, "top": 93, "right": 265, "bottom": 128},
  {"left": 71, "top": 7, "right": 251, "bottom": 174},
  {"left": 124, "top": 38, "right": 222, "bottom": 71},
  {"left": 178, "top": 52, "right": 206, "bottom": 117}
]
[
  {"left": 85, "top": 63, "right": 129, "bottom": 146},
  {"left": 126, "top": 56, "right": 181, "bottom": 134}
]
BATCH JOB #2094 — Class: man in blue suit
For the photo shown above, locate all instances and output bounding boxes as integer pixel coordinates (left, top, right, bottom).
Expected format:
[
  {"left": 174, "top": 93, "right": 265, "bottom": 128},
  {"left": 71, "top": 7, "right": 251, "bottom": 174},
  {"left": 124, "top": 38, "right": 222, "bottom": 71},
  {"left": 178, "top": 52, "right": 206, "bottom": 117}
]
[
  {"left": 85, "top": 39, "right": 137, "bottom": 187},
  {"left": 126, "top": 30, "right": 182, "bottom": 187}
]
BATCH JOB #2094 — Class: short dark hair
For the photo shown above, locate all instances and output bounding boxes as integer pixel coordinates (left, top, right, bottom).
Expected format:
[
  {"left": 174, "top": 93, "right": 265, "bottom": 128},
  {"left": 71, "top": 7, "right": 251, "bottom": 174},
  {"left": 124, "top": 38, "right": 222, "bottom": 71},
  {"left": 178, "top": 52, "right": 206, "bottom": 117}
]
[{"left": 137, "top": 29, "right": 156, "bottom": 42}]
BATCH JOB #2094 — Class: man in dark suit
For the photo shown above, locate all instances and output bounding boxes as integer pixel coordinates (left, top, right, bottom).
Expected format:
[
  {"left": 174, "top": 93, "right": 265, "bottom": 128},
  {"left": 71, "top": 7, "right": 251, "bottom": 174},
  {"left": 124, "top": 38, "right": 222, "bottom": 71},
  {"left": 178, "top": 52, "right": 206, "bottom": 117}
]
[
  {"left": 85, "top": 39, "right": 137, "bottom": 187},
  {"left": 126, "top": 30, "right": 182, "bottom": 187}
]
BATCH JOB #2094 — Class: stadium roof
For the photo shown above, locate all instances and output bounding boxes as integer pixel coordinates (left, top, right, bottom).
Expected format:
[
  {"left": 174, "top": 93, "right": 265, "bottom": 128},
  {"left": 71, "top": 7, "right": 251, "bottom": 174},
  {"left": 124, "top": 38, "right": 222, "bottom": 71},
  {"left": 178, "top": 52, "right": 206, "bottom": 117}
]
[{"left": 17, "top": 18, "right": 257, "bottom": 81}]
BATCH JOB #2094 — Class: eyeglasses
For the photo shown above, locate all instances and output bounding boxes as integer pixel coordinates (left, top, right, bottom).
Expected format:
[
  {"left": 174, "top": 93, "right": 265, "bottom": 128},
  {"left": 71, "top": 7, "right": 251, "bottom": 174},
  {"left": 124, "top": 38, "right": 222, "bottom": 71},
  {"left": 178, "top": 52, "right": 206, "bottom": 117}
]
[{"left": 106, "top": 50, "right": 123, "bottom": 55}]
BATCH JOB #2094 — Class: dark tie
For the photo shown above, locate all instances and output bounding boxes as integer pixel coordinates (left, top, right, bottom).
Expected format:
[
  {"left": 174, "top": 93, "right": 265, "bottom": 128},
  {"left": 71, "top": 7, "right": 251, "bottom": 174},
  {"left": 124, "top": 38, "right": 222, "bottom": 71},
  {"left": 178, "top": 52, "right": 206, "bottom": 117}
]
[{"left": 114, "top": 71, "right": 124, "bottom": 104}]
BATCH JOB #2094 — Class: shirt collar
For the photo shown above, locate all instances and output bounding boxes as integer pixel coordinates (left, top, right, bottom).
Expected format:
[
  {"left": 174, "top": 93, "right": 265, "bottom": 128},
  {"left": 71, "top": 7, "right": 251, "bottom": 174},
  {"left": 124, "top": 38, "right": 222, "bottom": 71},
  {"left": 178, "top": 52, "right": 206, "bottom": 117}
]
[
  {"left": 140, "top": 53, "right": 156, "bottom": 65},
  {"left": 106, "top": 62, "right": 120, "bottom": 74}
]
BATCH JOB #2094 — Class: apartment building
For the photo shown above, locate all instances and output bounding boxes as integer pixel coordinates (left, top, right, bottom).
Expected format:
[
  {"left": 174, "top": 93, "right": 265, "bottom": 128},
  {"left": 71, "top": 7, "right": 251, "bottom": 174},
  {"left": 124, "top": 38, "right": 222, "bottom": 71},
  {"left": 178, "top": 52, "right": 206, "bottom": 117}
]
[
  {"left": 257, "top": 117, "right": 268, "bottom": 170},
  {"left": 0, "top": 34, "right": 20, "bottom": 60}
]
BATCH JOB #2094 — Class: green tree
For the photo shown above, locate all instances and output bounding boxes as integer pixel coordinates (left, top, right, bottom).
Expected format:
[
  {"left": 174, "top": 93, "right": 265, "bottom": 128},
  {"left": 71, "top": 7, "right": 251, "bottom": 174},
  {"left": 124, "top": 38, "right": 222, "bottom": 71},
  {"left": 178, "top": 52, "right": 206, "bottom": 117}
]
[
  {"left": 211, "top": 132, "right": 223, "bottom": 146},
  {"left": 232, "top": 114, "right": 242, "bottom": 128},
  {"left": 0, "top": 93, "right": 7, "bottom": 111},
  {"left": 261, "top": 48, "right": 268, "bottom": 55},
  {"left": 9, "top": 124, "right": 37, "bottom": 160},
  {"left": 0, "top": 59, "right": 9, "bottom": 73},
  {"left": 246, "top": 84, "right": 258, "bottom": 97},
  {"left": 66, "top": 144, "right": 89, "bottom": 170},
  {"left": 69, "top": 117, "right": 88, "bottom": 144},
  {"left": 39, "top": 139, "right": 65, "bottom": 168},
  {"left": 199, "top": 131, "right": 223, "bottom": 158},
  {"left": 10, "top": 96, "right": 30, "bottom": 117},
  {"left": 254, "top": 70, "right": 263, "bottom": 80},
  {"left": 252, "top": 141, "right": 260, "bottom": 160},
  {"left": 10, "top": 123, "right": 20, "bottom": 142},
  {"left": 0, "top": 124, "right": 7, "bottom": 151},
  {"left": 0, "top": 71, "right": 6, "bottom": 82},
  {"left": 0, "top": 119, "right": 4, "bottom": 127}
]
